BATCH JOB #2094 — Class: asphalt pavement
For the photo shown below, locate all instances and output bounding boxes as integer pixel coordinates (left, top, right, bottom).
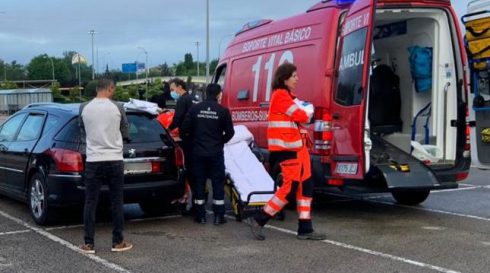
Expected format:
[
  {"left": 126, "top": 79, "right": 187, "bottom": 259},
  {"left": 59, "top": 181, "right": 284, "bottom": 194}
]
[{"left": 0, "top": 167, "right": 489, "bottom": 273}]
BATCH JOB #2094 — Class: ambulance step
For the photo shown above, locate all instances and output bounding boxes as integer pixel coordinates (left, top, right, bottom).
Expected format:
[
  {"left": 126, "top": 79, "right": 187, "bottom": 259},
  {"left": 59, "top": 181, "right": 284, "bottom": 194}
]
[{"left": 369, "top": 135, "right": 440, "bottom": 189}]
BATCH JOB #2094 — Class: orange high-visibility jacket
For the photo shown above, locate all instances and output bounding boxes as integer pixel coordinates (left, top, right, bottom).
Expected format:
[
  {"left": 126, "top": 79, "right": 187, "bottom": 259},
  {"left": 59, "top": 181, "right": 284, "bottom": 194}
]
[{"left": 267, "top": 89, "right": 309, "bottom": 151}]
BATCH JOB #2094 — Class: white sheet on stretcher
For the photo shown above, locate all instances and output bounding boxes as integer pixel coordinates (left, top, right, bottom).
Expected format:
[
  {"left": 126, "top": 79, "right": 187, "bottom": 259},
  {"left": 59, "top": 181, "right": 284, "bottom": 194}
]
[{"left": 224, "top": 125, "right": 274, "bottom": 204}]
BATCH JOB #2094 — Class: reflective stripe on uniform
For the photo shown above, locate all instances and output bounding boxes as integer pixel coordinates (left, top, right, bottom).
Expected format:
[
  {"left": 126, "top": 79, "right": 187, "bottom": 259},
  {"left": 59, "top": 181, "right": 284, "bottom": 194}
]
[
  {"left": 263, "top": 205, "right": 278, "bottom": 216},
  {"left": 298, "top": 211, "right": 311, "bottom": 219},
  {"left": 297, "top": 199, "right": 312, "bottom": 207},
  {"left": 213, "top": 200, "right": 225, "bottom": 205},
  {"left": 268, "top": 121, "right": 298, "bottom": 129},
  {"left": 270, "top": 196, "right": 287, "bottom": 208},
  {"left": 285, "top": 104, "right": 299, "bottom": 116},
  {"left": 268, "top": 138, "right": 303, "bottom": 149},
  {"left": 194, "top": 199, "right": 205, "bottom": 205}
]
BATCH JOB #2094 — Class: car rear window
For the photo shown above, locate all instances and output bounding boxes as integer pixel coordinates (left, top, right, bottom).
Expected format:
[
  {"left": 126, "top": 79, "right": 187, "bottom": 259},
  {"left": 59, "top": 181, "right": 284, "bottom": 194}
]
[
  {"left": 54, "top": 118, "right": 80, "bottom": 143},
  {"left": 128, "top": 114, "right": 166, "bottom": 143}
]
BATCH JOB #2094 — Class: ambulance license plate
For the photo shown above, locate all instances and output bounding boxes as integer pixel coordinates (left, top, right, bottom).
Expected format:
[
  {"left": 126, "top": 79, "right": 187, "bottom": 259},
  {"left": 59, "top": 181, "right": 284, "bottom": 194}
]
[{"left": 335, "top": 163, "right": 358, "bottom": 175}]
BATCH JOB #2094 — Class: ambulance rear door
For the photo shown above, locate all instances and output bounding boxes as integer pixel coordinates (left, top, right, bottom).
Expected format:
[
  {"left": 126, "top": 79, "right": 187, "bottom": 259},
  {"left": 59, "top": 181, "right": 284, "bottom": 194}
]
[{"left": 330, "top": 0, "right": 376, "bottom": 180}]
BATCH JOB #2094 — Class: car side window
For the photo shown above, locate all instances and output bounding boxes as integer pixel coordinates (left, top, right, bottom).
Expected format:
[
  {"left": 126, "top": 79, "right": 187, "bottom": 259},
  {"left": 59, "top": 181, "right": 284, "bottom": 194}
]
[
  {"left": 16, "top": 114, "right": 45, "bottom": 141},
  {"left": 54, "top": 118, "right": 81, "bottom": 143},
  {"left": 214, "top": 65, "right": 227, "bottom": 90},
  {"left": 0, "top": 113, "right": 27, "bottom": 142}
]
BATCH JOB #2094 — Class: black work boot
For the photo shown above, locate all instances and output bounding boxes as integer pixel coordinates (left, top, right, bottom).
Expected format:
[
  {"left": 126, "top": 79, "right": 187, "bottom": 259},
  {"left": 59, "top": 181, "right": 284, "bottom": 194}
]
[
  {"left": 213, "top": 214, "right": 227, "bottom": 225},
  {"left": 246, "top": 217, "right": 265, "bottom": 240},
  {"left": 194, "top": 205, "right": 206, "bottom": 224},
  {"left": 297, "top": 220, "right": 325, "bottom": 240}
]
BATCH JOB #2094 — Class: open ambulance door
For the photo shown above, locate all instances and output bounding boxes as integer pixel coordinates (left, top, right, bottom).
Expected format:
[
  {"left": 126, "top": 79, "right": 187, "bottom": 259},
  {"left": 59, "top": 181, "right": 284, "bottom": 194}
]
[
  {"left": 330, "top": 0, "right": 376, "bottom": 180},
  {"left": 462, "top": 10, "right": 490, "bottom": 170}
]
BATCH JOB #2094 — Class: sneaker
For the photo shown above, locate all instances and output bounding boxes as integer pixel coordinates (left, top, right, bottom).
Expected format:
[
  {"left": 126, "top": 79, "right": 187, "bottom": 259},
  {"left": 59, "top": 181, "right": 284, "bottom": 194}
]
[
  {"left": 296, "top": 231, "right": 326, "bottom": 241},
  {"left": 80, "top": 244, "right": 95, "bottom": 254},
  {"left": 213, "top": 215, "right": 227, "bottom": 225},
  {"left": 246, "top": 217, "right": 265, "bottom": 241},
  {"left": 111, "top": 241, "right": 133, "bottom": 252},
  {"left": 194, "top": 216, "right": 207, "bottom": 224}
]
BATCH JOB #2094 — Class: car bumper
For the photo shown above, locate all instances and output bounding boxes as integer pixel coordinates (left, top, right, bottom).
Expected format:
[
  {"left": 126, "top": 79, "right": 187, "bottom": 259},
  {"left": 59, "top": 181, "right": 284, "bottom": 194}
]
[{"left": 46, "top": 173, "right": 185, "bottom": 207}]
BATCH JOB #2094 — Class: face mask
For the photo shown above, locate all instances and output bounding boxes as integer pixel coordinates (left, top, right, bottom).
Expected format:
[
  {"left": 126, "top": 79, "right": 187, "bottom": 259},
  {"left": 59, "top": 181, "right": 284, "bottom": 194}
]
[{"left": 170, "top": 91, "right": 180, "bottom": 100}]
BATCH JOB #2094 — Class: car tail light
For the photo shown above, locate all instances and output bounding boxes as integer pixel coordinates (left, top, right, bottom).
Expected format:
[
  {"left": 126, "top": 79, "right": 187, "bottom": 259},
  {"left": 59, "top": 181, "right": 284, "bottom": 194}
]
[
  {"left": 46, "top": 148, "right": 84, "bottom": 173},
  {"left": 464, "top": 106, "right": 471, "bottom": 158},
  {"left": 175, "top": 145, "right": 185, "bottom": 168},
  {"left": 313, "top": 107, "right": 333, "bottom": 156},
  {"left": 456, "top": 172, "right": 469, "bottom": 181},
  {"left": 151, "top": 161, "right": 161, "bottom": 173}
]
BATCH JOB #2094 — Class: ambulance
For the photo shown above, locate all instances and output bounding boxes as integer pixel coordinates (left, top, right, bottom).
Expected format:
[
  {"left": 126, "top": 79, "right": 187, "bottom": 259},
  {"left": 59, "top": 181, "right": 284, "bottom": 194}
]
[
  {"left": 213, "top": 0, "right": 471, "bottom": 205},
  {"left": 463, "top": 0, "right": 490, "bottom": 170}
]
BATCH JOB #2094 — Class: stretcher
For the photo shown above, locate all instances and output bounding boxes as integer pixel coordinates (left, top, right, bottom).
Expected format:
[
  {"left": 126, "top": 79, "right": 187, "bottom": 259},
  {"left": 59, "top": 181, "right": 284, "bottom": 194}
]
[{"left": 224, "top": 125, "right": 275, "bottom": 221}]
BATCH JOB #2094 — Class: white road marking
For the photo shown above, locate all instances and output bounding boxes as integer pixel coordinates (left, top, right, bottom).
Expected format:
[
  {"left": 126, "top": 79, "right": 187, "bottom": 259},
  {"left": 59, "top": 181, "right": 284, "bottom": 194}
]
[
  {"left": 431, "top": 186, "right": 480, "bottom": 193},
  {"left": 482, "top": 242, "right": 490, "bottom": 247},
  {"left": 0, "top": 229, "right": 31, "bottom": 236},
  {"left": 45, "top": 215, "right": 182, "bottom": 231},
  {"left": 372, "top": 200, "right": 490, "bottom": 222},
  {"left": 0, "top": 210, "right": 131, "bottom": 273},
  {"left": 264, "top": 224, "right": 461, "bottom": 273}
]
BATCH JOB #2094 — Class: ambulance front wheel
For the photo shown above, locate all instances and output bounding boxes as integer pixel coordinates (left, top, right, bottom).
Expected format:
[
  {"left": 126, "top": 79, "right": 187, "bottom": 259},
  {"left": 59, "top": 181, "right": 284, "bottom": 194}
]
[{"left": 391, "top": 190, "right": 430, "bottom": 205}]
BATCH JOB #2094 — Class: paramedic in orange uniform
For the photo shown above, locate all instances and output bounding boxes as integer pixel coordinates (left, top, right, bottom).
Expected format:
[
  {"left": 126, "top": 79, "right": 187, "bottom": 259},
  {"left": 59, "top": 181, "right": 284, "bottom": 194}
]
[{"left": 247, "top": 63, "right": 326, "bottom": 241}]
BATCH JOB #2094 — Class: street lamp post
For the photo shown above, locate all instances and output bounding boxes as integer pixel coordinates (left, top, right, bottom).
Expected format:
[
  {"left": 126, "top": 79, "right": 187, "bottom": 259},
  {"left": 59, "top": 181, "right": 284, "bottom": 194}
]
[
  {"left": 88, "top": 30, "right": 96, "bottom": 80},
  {"left": 137, "top": 47, "right": 149, "bottom": 101},
  {"left": 206, "top": 0, "right": 210, "bottom": 84},
  {"left": 196, "top": 41, "right": 200, "bottom": 77}
]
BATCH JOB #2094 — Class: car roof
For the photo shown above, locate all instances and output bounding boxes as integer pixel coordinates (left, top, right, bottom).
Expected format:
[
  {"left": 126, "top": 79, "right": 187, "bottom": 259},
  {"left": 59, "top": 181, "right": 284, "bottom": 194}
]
[{"left": 23, "top": 102, "right": 155, "bottom": 116}]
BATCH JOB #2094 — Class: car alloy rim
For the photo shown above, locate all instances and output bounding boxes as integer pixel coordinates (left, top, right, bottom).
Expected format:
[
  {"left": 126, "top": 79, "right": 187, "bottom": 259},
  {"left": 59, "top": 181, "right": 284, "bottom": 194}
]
[{"left": 30, "top": 179, "right": 45, "bottom": 219}]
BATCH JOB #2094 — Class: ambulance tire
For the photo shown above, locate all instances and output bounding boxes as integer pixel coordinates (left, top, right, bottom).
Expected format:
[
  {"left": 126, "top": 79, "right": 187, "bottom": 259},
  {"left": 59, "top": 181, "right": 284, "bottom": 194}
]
[{"left": 391, "top": 190, "right": 430, "bottom": 205}]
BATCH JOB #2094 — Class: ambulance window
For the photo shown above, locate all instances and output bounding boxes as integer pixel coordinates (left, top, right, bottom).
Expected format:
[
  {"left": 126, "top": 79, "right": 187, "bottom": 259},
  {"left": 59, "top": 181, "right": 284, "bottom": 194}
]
[
  {"left": 335, "top": 28, "right": 367, "bottom": 106},
  {"left": 214, "top": 65, "right": 227, "bottom": 91}
]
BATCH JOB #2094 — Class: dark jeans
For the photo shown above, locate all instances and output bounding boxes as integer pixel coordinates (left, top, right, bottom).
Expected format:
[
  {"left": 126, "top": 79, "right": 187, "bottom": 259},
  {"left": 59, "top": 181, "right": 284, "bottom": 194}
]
[
  {"left": 192, "top": 153, "right": 225, "bottom": 216},
  {"left": 83, "top": 161, "right": 124, "bottom": 246}
]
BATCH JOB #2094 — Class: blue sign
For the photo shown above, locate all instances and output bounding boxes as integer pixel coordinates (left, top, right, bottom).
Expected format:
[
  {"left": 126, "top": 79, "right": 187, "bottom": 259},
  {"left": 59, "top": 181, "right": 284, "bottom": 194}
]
[
  {"left": 122, "top": 63, "right": 137, "bottom": 73},
  {"left": 137, "top": 62, "right": 145, "bottom": 70}
]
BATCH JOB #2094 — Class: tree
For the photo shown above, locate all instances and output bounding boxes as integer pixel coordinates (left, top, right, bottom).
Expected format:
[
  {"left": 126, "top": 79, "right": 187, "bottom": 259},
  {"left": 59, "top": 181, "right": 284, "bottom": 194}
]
[
  {"left": 161, "top": 62, "right": 172, "bottom": 76},
  {"left": 0, "top": 81, "right": 17, "bottom": 90},
  {"left": 69, "top": 87, "right": 80, "bottom": 102},
  {"left": 184, "top": 53, "right": 194, "bottom": 70},
  {"left": 84, "top": 80, "right": 98, "bottom": 98},
  {"left": 4, "top": 61, "right": 26, "bottom": 81},
  {"left": 50, "top": 81, "right": 61, "bottom": 98},
  {"left": 27, "top": 54, "right": 54, "bottom": 80}
]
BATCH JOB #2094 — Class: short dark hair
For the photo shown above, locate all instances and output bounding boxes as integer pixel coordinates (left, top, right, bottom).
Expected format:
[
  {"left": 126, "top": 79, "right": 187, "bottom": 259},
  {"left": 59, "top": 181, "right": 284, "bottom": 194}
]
[
  {"left": 206, "top": 83, "right": 222, "bottom": 99},
  {"left": 272, "top": 63, "right": 297, "bottom": 91},
  {"left": 169, "top": 78, "right": 187, "bottom": 91},
  {"left": 96, "top": 78, "right": 114, "bottom": 92}
]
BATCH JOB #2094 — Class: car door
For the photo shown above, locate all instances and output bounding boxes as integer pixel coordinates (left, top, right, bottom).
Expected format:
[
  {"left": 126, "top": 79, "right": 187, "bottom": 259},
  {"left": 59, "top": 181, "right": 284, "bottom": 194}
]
[
  {"left": 330, "top": 0, "right": 376, "bottom": 179},
  {"left": 0, "top": 113, "right": 28, "bottom": 192},
  {"left": 3, "top": 112, "right": 46, "bottom": 193}
]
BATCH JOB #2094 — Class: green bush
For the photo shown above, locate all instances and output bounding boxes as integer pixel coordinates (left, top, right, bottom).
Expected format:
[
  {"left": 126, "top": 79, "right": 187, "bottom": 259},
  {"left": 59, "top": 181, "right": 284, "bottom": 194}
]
[{"left": 69, "top": 87, "right": 81, "bottom": 102}]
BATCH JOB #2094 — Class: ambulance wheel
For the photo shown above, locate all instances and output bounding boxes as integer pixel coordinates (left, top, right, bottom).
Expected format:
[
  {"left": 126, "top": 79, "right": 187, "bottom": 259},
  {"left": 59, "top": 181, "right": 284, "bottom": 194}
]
[
  {"left": 139, "top": 200, "right": 174, "bottom": 216},
  {"left": 391, "top": 190, "right": 430, "bottom": 205}
]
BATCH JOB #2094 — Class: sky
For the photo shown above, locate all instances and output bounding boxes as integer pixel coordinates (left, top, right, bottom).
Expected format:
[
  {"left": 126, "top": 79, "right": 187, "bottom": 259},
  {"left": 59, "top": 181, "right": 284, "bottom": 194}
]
[{"left": 0, "top": 0, "right": 470, "bottom": 72}]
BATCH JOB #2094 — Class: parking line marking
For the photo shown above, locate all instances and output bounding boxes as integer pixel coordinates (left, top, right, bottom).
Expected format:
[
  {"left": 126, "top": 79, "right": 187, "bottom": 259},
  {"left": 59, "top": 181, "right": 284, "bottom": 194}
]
[
  {"left": 264, "top": 224, "right": 461, "bottom": 273},
  {"left": 321, "top": 192, "right": 490, "bottom": 222},
  {"left": 372, "top": 200, "right": 490, "bottom": 222},
  {"left": 0, "top": 210, "right": 131, "bottom": 273},
  {"left": 45, "top": 215, "right": 182, "bottom": 231},
  {"left": 0, "top": 229, "right": 31, "bottom": 236},
  {"left": 431, "top": 186, "right": 481, "bottom": 193}
]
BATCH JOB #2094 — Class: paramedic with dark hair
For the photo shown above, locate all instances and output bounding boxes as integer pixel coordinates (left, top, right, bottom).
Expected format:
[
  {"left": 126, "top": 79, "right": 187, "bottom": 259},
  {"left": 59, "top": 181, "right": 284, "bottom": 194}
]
[
  {"left": 247, "top": 63, "right": 326, "bottom": 240},
  {"left": 168, "top": 78, "right": 199, "bottom": 214},
  {"left": 181, "top": 83, "right": 235, "bottom": 225}
]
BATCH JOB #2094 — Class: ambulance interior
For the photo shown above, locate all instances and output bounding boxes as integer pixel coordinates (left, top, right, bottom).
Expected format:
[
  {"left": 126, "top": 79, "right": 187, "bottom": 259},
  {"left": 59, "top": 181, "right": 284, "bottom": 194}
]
[{"left": 368, "top": 8, "right": 460, "bottom": 166}]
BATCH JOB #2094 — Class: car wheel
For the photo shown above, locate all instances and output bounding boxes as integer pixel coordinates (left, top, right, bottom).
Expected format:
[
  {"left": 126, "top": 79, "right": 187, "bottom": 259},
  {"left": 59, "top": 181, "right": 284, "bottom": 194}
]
[
  {"left": 139, "top": 200, "right": 174, "bottom": 216},
  {"left": 28, "top": 173, "right": 51, "bottom": 225},
  {"left": 391, "top": 190, "right": 430, "bottom": 205}
]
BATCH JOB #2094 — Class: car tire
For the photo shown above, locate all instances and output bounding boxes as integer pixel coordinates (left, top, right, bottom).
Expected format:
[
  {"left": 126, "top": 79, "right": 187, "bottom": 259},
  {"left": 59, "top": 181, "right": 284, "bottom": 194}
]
[
  {"left": 391, "top": 190, "right": 430, "bottom": 205},
  {"left": 28, "top": 173, "right": 51, "bottom": 225},
  {"left": 138, "top": 200, "right": 174, "bottom": 216}
]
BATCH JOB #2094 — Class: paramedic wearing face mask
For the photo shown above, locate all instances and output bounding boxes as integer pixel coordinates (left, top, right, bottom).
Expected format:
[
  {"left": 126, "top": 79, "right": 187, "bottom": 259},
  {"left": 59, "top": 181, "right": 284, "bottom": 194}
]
[
  {"left": 247, "top": 63, "right": 326, "bottom": 241},
  {"left": 168, "top": 78, "right": 199, "bottom": 214}
]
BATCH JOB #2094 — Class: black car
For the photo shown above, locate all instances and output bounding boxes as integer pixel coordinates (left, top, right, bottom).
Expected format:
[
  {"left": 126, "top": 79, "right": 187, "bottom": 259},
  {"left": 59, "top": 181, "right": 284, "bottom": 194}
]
[{"left": 0, "top": 103, "right": 185, "bottom": 225}]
